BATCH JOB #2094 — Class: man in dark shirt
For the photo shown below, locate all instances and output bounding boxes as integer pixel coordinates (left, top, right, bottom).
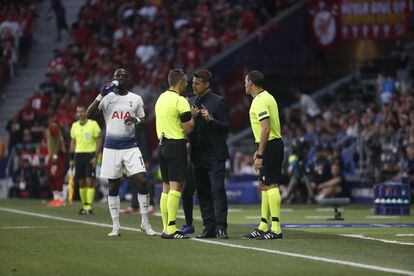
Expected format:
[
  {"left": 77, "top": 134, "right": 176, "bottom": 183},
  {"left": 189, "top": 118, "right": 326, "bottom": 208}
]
[
  {"left": 185, "top": 69, "right": 230, "bottom": 239},
  {"left": 406, "top": 145, "right": 414, "bottom": 187},
  {"left": 12, "top": 158, "right": 38, "bottom": 198},
  {"left": 6, "top": 112, "right": 23, "bottom": 154},
  {"left": 18, "top": 100, "right": 37, "bottom": 129},
  {"left": 39, "top": 73, "right": 59, "bottom": 98}
]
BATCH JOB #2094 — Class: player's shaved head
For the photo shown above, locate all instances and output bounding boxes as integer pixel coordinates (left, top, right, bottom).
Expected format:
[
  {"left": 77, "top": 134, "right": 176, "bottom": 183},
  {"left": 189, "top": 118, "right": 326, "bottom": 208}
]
[
  {"left": 113, "top": 68, "right": 130, "bottom": 93},
  {"left": 113, "top": 68, "right": 129, "bottom": 80}
]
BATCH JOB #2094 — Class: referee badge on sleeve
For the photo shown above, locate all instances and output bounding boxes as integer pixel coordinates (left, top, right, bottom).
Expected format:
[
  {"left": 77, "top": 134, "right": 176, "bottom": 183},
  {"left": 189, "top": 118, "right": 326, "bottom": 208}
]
[{"left": 258, "top": 111, "right": 268, "bottom": 117}]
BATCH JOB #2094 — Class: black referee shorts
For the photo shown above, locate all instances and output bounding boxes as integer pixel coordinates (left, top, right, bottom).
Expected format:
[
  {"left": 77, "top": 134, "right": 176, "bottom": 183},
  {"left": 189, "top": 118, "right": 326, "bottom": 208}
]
[
  {"left": 259, "top": 138, "right": 284, "bottom": 185},
  {"left": 157, "top": 139, "right": 187, "bottom": 183},
  {"left": 75, "top": 152, "right": 95, "bottom": 179}
]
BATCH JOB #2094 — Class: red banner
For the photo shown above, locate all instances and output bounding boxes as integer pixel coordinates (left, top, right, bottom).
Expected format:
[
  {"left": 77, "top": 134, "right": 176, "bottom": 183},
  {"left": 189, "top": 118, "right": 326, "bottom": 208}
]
[
  {"left": 308, "top": 0, "right": 340, "bottom": 49},
  {"left": 340, "top": 0, "right": 412, "bottom": 39},
  {"left": 308, "top": 0, "right": 413, "bottom": 48}
]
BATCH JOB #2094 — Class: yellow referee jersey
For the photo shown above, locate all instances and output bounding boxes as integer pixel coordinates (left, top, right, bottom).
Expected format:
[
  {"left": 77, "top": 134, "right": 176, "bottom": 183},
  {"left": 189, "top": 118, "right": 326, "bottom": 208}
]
[
  {"left": 155, "top": 90, "right": 191, "bottom": 140},
  {"left": 70, "top": 119, "right": 101, "bottom": 153},
  {"left": 249, "top": 90, "right": 282, "bottom": 143}
]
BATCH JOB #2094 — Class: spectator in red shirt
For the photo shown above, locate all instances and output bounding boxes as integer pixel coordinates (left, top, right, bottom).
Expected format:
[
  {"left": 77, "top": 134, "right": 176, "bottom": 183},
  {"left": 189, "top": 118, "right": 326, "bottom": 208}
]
[
  {"left": 182, "top": 38, "right": 201, "bottom": 70},
  {"left": 19, "top": 100, "right": 37, "bottom": 129},
  {"left": 29, "top": 88, "right": 50, "bottom": 121},
  {"left": 72, "top": 19, "right": 92, "bottom": 46}
]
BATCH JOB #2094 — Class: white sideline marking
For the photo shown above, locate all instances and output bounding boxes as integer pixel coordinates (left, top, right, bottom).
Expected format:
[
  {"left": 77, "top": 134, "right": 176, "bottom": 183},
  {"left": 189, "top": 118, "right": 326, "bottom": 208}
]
[
  {"left": 179, "top": 208, "right": 292, "bottom": 214},
  {"left": 1, "top": 207, "right": 414, "bottom": 276},
  {"left": 396, "top": 234, "right": 414, "bottom": 237},
  {"left": 155, "top": 212, "right": 201, "bottom": 220},
  {"left": 315, "top": 208, "right": 342, "bottom": 212},
  {"left": 366, "top": 216, "right": 400, "bottom": 219},
  {"left": 341, "top": 234, "right": 414, "bottom": 246},
  {"left": 305, "top": 215, "right": 333, "bottom": 219},
  {"left": 0, "top": 225, "right": 86, "bottom": 229},
  {"left": 228, "top": 208, "right": 243, "bottom": 213},
  {"left": 245, "top": 216, "right": 260, "bottom": 219}
]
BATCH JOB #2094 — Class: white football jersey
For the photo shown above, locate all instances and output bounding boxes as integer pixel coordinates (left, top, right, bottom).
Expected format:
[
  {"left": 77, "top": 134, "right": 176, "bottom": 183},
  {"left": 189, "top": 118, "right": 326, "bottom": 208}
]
[{"left": 99, "top": 92, "right": 145, "bottom": 149}]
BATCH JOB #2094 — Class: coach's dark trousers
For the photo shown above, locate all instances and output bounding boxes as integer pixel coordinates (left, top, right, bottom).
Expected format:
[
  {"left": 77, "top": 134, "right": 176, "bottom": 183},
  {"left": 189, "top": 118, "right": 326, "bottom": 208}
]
[
  {"left": 181, "top": 163, "right": 196, "bottom": 226},
  {"left": 192, "top": 149, "right": 228, "bottom": 230}
]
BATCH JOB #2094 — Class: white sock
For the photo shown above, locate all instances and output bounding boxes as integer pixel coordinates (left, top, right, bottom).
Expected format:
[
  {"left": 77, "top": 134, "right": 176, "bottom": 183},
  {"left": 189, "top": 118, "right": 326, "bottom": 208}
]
[
  {"left": 58, "top": 191, "right": 64, "bottom": 201},
  {"left": 62, "top": 185, "right": 68, "bottom": 201},
  {"left": 52, "top": 191, "right": 59, "bottom": 200},
  {"left": 138, "top": 193, "right": 149, "bottom": 223},
  {"left": 108, "top": 196, "right": 120, "bottom": 229}
]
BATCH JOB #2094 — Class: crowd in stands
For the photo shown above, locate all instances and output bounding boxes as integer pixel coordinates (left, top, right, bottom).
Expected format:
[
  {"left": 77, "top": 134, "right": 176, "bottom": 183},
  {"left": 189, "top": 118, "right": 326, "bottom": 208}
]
[
  {"left": 4, "top": 0, "right": 294, "bottom": 199},
  {"left": 232, "top": 50, "right": 414, "bottom": 203},
  {"left": 0, "top": 1, "right": 37, "bottom": 95},
  {"left": 9, "top": 0, "right": 412, "bottom": 204}
]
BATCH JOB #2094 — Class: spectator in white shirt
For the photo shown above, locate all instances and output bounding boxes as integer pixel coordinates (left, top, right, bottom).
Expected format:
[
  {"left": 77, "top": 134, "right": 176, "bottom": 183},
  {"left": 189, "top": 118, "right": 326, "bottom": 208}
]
[{"left": 135, "top": 37, "right": 156, "bottom": 67}]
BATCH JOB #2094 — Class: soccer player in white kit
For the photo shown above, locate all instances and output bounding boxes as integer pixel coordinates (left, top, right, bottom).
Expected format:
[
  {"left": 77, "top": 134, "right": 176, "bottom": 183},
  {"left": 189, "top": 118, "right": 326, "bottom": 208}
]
[{"left": 86, "top": 68, "right": 155, "bottom": 237}]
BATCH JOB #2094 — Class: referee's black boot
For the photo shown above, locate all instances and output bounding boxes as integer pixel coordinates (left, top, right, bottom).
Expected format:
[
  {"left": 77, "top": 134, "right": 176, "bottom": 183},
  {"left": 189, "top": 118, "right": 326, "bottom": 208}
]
[
  {"left": 256, "top": 231, "right": 283, "bottom": 240},
  {"left": 196, "top": 227, "right": 216, "bottom": 238},
  {"left": 216, "top": 228, "right": 228, "bottom": 239}
]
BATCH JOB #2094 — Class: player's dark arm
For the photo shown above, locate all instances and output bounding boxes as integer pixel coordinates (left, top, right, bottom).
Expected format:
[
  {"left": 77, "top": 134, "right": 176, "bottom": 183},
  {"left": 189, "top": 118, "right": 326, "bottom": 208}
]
[
  {"left": 138, "top": 117, "right": 146, "bottom": 125},
  {"left": 135, "top": 122, "right": 150, "bottom": 161},
  {"left": 124, "top": 116, "right": 145, "bottom": 126},
  {"left": 180, "top": 111, "right": 194, "bottom": 134},
  {"left": 87, "top": 88, "right": 106, "bottom": 119},
  {"left": 208, "top": 99, "right": 229, "bottom": 131},
  {"left": 257, "top": 117, "right": 270, "bottom": 156},
  {"left": 86, "top": 99, "right": 101, "bottom": 119},
  {"left": 95, "top": 135, "right": 102, "bottom": 159}
]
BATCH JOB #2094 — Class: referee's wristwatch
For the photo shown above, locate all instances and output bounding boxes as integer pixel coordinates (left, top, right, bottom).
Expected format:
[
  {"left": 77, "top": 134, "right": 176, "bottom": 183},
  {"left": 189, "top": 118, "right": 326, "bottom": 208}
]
[{"left": 256, "top": 153, "right": 263, "bottom": 159}]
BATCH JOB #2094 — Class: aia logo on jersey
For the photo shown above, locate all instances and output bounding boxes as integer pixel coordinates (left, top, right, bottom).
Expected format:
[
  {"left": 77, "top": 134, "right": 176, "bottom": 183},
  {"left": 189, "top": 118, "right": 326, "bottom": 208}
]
[{"left": 111, "top": 111, "right": 131, "bottom": 119}]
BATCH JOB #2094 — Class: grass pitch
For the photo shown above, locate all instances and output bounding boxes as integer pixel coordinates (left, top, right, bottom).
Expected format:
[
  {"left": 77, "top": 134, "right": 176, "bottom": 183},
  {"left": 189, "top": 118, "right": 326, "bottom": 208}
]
[{"left": 0, "top": 199, "right": 413, "bottom": 275}]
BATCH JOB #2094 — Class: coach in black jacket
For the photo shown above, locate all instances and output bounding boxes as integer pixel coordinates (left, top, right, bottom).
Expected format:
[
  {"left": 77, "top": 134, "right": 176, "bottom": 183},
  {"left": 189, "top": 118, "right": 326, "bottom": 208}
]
[{"left": 188, "top": 69, "right": 229, "bottom": 239}]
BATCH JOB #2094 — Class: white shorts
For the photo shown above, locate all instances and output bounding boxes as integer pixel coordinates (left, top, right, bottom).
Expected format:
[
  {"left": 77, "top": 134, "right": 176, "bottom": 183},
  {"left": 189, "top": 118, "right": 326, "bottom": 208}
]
[{"left": 100, "top": 147, "right": 146, "bottom": 179}]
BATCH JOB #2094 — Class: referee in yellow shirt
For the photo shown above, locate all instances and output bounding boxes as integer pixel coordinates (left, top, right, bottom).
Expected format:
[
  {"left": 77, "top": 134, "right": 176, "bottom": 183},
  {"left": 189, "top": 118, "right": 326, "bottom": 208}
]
[
  {"left": 70, "top": 105, "right": 102, "bottom": 215},
  {"left": 155, "top": 69, "right": 194, "bottom": 239},
  {"left": 243, "top": 70, "right": 284, "bottom": 240}
]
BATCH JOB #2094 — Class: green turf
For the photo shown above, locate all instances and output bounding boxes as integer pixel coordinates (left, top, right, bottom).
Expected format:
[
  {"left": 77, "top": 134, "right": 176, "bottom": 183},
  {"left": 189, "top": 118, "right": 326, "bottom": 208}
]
[{"left": 0, "top": 199, "right": 413, "bottom": 275}]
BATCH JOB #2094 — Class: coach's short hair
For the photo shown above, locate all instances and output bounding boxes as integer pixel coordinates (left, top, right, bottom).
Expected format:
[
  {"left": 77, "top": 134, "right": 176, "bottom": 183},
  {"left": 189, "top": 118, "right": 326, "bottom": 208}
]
[
  {"left": 194, "top": 69, "right": 212, "bottom": 86},
  {"left": 247, "top": 70, "right": 265, "bottom": 88},
  {"left": 168, "top": 69, "right": 186, "bottom": 87}
]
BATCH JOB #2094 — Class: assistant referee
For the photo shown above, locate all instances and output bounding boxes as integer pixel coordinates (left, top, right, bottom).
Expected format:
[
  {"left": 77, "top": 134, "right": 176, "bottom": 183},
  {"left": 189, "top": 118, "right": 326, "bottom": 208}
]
[
  {"left": 243, "top": 70, "right": 284, "bottom": 240},
  {"left": 155, "top": 69, "right": 194, "bottom": 239},
  {"left": 70, "top": 105, "right": 102, "bottom": 215}
]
